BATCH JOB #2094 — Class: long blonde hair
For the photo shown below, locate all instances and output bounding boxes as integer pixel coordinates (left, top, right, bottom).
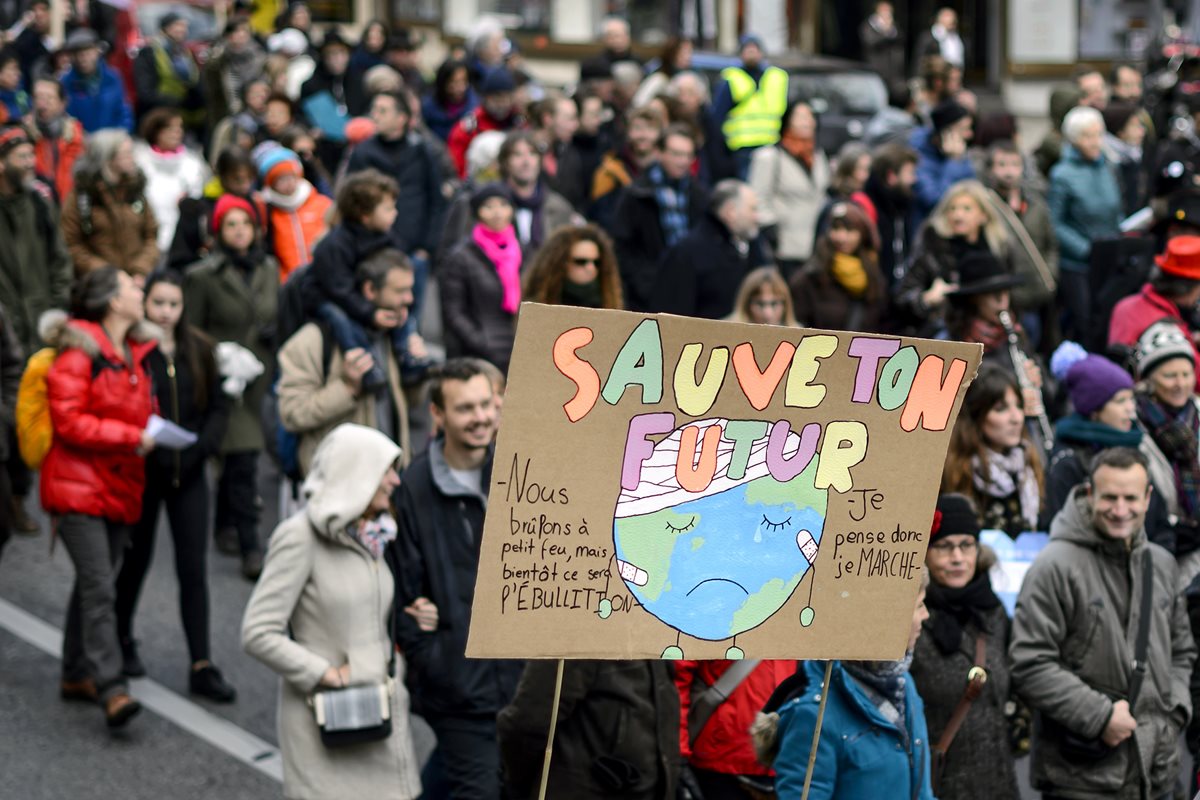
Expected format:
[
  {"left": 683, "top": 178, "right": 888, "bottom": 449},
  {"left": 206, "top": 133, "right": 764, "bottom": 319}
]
[
  {"left": 928, "top": 179, "right": 1008, "bottom": 255},
  {"left": 728, "top": 267, "right": 800, "bottom": 327}
]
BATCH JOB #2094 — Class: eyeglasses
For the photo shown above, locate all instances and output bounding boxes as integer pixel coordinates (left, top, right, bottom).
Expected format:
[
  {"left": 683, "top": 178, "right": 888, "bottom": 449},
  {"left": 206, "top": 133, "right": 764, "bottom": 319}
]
[
  {"left": 570, "top": 257, "right": 599, "bottom": 266},
  {"left": 928, "top": 539, "right": 978, "bottom": 554}
]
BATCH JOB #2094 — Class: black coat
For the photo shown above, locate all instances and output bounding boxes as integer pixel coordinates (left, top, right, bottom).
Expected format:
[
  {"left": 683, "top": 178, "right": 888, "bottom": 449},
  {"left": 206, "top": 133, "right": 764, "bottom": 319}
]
[
  {"left": 612, "top": 173, "right": 709, "bottom": 312},
  {"left": 650, "top": 212, "right": 771, "bottom": 320},
  {"left": 304, "top": 221, "right": 403, "bottom": 327},
  {"left": 863, "top": 174, "right": 912, "bottom": 293},
  {"left": 388, "top": 442, "right": 523, "bottom": 717},
  {"left": 498, "top": 660, "right": 680, "bottom": 800},
  {"left": 0, "top": 302, "right": 22, "bottom": 463},
  {"left": 346, "top": 133, "right": 448, "bottom": 254},
  {"left": 439, "top": 237, "right": 520, "bottom": 373},
  {"left": 144, "top": 337, "right": 230, "bottom": 485},
  {"left": 299, "top": 64, "right": 366, "bottom": 117}
]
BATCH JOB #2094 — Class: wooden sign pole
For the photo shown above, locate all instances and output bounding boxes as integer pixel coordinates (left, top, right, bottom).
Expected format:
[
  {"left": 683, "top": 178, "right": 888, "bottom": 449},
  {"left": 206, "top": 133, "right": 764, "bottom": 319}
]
[
  {"left": 536, "top": 659, "right": 567, "bottom": 800},
  {"left": 800, "top": 661, "right": 835, "bottom": 800}
]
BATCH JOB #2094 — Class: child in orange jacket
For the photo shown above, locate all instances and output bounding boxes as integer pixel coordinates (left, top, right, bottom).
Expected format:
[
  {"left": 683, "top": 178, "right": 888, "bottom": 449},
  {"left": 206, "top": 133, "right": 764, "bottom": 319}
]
[{"left": 255, "top": 146, "right": 333, "bottom": 282}]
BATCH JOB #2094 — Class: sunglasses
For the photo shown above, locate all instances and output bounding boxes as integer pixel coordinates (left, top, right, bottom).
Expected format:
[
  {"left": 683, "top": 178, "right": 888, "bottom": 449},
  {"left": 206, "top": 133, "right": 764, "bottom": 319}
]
[{"left": 571, "top": 257, "right": 599, "bottom": 266}]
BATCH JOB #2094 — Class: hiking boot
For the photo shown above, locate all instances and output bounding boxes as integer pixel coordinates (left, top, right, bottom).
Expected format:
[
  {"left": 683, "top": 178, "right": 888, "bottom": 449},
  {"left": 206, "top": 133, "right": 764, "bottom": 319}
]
[
  {"left": 60, "top": 677, "right": 98, "bottom": 702},
  {"left": 215, "top": 526, "right": 239, "bottom": 556},
  {"left": 190, "top": 664, "right": 237, "bottom": 704},
  {"left": 120, "top": 638, "right": 146, "bottom": 678},
  {"left": 104, "top": 693, "right": 141, "bottom": 728},
  {"left": 11, "top": 496, "right": 38, "bottom": 534},
  {"left": 241, "top": 550, "right": 263, "bottom": 581}
]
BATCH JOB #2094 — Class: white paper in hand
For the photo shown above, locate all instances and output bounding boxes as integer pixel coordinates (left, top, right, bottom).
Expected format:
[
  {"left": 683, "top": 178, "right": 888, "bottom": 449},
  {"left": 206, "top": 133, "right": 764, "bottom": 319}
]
[{"left": 146, "top": 414, "right": 199, "bottom": 451}]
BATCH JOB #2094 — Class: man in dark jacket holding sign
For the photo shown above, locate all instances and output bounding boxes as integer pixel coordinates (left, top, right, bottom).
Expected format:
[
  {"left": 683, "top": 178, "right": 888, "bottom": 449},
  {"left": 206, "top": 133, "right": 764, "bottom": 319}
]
[
  {"left": 1009, "top": 448, "right": 1195, "bottom": 800},
  {"left": 389, "top": 359, "right": 522, "bottom": 800}
]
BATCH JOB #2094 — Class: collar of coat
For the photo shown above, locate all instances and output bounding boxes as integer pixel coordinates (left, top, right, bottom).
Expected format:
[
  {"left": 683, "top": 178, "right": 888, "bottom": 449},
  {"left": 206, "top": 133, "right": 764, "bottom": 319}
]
[{"left": 38, "top": 308, "right": 161, "bottom": 362}]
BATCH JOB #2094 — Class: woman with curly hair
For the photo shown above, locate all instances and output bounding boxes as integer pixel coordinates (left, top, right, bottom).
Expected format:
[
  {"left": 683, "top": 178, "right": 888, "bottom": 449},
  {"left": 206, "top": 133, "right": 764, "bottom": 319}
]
[
  {"left": 941, "top": 364, "right": 1045, "bottom": 538},
  {"left": 522, "top": 223, "right": 624, "bottom": 310},
  {"left": 728, "top": 266, "right": 798, "bottom": 327}
]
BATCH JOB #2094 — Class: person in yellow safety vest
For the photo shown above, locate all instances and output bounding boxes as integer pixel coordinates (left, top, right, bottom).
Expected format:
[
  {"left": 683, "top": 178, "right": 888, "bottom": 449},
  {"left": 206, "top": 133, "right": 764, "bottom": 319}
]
[
  {"left": 712, "top": 34, "right": 789, "bottom": 180},
  {"left": 132, "top": 13, "right": 206, "bottom": 138}
]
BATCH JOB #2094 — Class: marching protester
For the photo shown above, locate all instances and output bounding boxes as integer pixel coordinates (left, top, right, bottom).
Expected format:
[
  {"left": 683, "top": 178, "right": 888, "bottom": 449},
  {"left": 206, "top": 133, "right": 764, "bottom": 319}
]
[
  {"left": 242, "top": 423, "right": 423, "bottom": 800},
  {"left": 43, "top": 266, "right": 156, "bottom": 729},
  {"left": 789, "top": 200, "right": 886, "bottom": 332},
  {"left": 521, "top": 223, "right": 624, "bottom": 310},
  {"left": 729, "top": 266, "right": 800, "bottom": 327},
  {"left": 113, "top": 269, "right": 235, "bottom": 702}
]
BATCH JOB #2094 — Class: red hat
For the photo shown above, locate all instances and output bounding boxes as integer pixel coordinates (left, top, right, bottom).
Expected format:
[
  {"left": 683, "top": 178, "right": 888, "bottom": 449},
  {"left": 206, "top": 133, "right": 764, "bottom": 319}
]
[
  {"left": 211, "top": 194, "right": 257, "bottom": 235},
  {"left": 1156, "top": 235, "right": 1200, "bottom": 280}
]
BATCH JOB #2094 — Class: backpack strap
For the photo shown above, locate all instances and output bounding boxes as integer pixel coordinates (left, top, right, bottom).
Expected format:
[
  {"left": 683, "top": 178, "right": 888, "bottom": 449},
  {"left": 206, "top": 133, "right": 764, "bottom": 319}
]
[
  {"left": 687, "top": 659, "right": 761, "bottom": 746},
  {"left": 1127, "top": 550, "right": 1155, "bottom": 708}
]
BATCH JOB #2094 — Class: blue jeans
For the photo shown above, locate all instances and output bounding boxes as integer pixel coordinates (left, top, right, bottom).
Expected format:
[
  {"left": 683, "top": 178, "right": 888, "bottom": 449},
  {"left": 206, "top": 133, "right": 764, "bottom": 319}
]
[{"left": 315, "top": 302, "right": 408, "bottom": 362}]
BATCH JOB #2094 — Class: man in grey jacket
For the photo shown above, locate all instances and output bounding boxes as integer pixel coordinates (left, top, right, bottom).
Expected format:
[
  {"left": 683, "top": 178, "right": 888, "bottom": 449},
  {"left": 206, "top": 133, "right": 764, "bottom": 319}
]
[{"left": 1010, "top": 447, "right": 1195, "bottom": 799}]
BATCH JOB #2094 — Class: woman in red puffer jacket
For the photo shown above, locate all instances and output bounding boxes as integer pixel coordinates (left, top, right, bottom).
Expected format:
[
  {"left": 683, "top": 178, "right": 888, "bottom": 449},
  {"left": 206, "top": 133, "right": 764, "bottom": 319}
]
[{"left": 40, "top": 266, "right": 158, "bottom": 731}]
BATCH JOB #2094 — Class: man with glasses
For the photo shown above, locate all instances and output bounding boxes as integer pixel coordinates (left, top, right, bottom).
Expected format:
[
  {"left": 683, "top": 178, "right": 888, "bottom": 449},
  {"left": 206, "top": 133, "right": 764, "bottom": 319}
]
[
  {"left": 612, "top": 124, "right": 709, "bottom": 312},
  {"left": 1010, "top": 447, "right": 1195, "bottom": 800}
]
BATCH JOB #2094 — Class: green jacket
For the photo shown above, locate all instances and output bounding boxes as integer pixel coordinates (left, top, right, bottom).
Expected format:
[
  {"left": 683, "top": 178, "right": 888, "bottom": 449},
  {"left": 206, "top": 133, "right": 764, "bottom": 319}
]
[
  {"left": 1009, "top": 488, "right": 1195, "bottom": 799},
  {"left": 183, "top": 250, "right": 278, "bottom": 453},
  {"left": 0, "top": 189, "right": 73, "bottom": 355}
]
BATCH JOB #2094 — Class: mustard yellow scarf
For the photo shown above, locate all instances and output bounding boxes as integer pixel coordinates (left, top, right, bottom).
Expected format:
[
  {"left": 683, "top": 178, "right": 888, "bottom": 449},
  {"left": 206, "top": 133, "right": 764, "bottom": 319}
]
[{"left": 831, "top": 253, "right": 868, "bottom": 297}]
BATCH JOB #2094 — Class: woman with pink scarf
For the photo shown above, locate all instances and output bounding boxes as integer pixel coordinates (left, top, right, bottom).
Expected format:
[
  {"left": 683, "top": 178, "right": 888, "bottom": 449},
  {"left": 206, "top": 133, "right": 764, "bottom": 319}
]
[{"left": 440, "top": 183, "right": 524, "bottom": 373}]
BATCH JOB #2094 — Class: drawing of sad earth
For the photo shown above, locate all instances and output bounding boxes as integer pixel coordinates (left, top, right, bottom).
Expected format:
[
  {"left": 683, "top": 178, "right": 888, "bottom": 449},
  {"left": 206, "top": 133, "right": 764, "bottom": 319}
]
[{"left": 605, "top": 417, "right": 826, "bottom": 659}]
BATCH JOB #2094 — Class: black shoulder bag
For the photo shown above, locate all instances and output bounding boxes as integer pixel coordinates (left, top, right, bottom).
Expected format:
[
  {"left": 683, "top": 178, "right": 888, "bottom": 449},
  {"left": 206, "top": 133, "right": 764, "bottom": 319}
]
[
  {"left": 308, "top": 608, "right": 397, "bottom": 748},
  {"left": 1052, "top": 550, "right": 1155, "bottom": 762}
]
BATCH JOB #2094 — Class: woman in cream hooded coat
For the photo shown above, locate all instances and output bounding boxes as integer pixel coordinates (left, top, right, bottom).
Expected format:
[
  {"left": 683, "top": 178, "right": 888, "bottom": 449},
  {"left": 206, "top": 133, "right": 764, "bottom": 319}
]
[{"left": 242, "top": 424, "right": 422, "bottom": 800}]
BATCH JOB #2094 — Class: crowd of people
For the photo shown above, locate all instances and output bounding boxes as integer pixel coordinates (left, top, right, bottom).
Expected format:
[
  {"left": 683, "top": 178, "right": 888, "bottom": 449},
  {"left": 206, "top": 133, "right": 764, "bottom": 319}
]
[{"left": 5, "top": 0, "right": 1200, "bottom": 798}]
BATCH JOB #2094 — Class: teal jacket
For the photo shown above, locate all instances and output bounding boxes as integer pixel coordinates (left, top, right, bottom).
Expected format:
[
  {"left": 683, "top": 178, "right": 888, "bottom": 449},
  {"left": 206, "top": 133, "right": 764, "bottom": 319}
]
[
  {"left": 1047, "top": 144, "right": 1123, "bottom": 273},
  {"left": 773, "top": 660, "right": 935, "bottom": 800}
]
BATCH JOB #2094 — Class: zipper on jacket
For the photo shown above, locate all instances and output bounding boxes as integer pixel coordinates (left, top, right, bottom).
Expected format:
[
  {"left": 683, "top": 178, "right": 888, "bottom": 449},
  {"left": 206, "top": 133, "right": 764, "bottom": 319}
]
[{"left": 167, "top": 355, "right": 181, "bottom": 488}]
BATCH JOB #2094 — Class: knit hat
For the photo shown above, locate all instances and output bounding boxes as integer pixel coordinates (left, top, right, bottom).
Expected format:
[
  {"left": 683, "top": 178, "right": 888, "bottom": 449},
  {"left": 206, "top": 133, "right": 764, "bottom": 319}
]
[
  {"left": 1156, "top": 235, "right": 1200, "bottom": 281},
  {"left": 0, "top": 125, "right": 30, "bottom": 158},
  {"left": 480, "top": 68, "right": 516, "bottom": 96},
  {"left": 211, "top": 194, "right": 257, "bottom": 235},
  {"left": 267, "top": 28, "right": 307, "bottom": 56},
  {"left": 739, "top": 33, "right": 765, "bottom": 53},
  {"left": 1050, "top": 341, "right": 1134, "bottom": 416},
  {"left": 931, "top": 100, "right": 969, "bottom": 133},
  {"left": 469, "top": 182, "right": 512, "bottom": 216},
  {"left": 1136, "top": 320, "right": 1196, "bottom": 379},
  {"left": 159, "top": 11, "right": 184, "bottom": 32},
  {"left": 256, "top": 147, "right": 302, "bottom": 186},
  {"left": 931, "top": 493, "right": 980, "bottom": 544}
]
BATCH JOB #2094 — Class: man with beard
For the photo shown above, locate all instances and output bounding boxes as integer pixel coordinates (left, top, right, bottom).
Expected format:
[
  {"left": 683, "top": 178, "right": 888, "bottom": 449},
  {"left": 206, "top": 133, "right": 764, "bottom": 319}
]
[
  {"left": 448, "top": 68, "right": 522, "bottom": 178},
  {"left": 651, "top": 179, "right": 770, "bottom": 319},
  {"left": 863, "top": 142, "right": 919, "bottom": 291},
  {"left": 30, "top": 78, "right": 85, "bottom": 203},
  {"left": 983, "top": 140, "right": 1059, "bottom": 349},
  {"left": 389, "top": 358, "right": 523, "bottom": 800},
  {"left": 0, "top": 124, "right": 71, "bottom": 534},
  {"left": 438, "top": 130, "right": 574, "bottom": 262}
]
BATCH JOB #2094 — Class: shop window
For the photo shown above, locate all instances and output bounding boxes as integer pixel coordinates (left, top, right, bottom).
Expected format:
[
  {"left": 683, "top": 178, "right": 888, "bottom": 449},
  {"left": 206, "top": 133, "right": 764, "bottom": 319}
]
[{"left": 392, "top": 0, "right": 441, "bottom": 23}]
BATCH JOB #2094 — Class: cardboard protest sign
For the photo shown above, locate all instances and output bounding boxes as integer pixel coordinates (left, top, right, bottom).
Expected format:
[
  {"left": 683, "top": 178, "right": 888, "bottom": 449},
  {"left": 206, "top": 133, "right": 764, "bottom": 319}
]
[{"left": 466, "top": 305, "right": 982, "bottom": 661}]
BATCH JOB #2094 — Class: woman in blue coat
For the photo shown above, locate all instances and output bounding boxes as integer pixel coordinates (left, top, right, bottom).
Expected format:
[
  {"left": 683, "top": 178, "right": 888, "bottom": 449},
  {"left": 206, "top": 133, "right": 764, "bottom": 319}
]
[
  {"left": 1047, "top": 105, "right": 1123, "bottom": 342},
  {"left": 770, "top": 582, "right": 934, "bottom": 800}
]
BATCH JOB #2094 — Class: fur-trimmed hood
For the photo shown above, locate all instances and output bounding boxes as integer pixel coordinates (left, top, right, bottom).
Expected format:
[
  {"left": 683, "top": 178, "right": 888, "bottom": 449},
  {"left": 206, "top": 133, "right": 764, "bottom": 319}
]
[{"left": 37, "top": 309, "right": 161, "bottom": 358}]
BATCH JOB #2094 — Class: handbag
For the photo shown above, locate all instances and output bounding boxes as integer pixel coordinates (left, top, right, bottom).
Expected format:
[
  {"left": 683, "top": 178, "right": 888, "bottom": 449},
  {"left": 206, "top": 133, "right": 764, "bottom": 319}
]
[
  {"left": 931, "top": 634, "right": 988, "bottom": 795},
  {"left": 308, "top": 607, "right": 398, "bottom": 748},
  {"left": 1043, "top": 550, "right": 1155, "bottom": 762}
]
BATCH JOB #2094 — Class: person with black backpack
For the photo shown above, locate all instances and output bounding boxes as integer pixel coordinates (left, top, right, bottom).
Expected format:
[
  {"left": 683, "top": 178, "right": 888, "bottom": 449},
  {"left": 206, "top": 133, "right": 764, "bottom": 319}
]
[{"left": 277, "top": 248, "right": 413, "bottom": 480}]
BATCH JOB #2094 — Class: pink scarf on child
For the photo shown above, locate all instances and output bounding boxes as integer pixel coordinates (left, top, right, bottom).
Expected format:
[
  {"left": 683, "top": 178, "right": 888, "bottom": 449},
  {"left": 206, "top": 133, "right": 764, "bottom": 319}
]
[{"left": 472, "top": 223, "right": 522, "bottom": 314}]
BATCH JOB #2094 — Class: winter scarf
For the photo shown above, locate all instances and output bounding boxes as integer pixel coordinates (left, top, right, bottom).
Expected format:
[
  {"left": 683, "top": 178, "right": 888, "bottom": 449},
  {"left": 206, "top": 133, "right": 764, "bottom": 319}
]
[
  {"left": 779, "top": 131, "right": 814, "bottom": 172},
  {"left": 472, "top": 223, "right": 522, "bottom": 314},
  {"left": 972, "top": 445, "right": 1040, "bottom": 530},
  {"left": 260, "top": 179, "right": 313, "bottom": 212},
  {"left": 646, "top": 162, "right": 690, "bottom": 248},
  {"left": 964, "top": 316, "right": 1011, "bottom": 353},
  {"left": 831, "top": 252, "right": 868, "bottom": 297},
  {"left": 924, "top": 571, "right": 1001, "bottom": 655},
  {"left": 1054, "top": 413, "right": 1143, "bottom": 449},
  {"left": 844, "top": 655, "right": 913, "bottom": 748},
  {"left": 349, "top": 512, "right": 398, "bottom": 559},
  {"left": 561, "top": 277, "right": 603, "bottom": 309},
  {"left": 510, "top": 181, "right": 547, "bottom": 250},
  {"left": 1137, "top": 390, "right": 1200, "bottom": 517}
]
